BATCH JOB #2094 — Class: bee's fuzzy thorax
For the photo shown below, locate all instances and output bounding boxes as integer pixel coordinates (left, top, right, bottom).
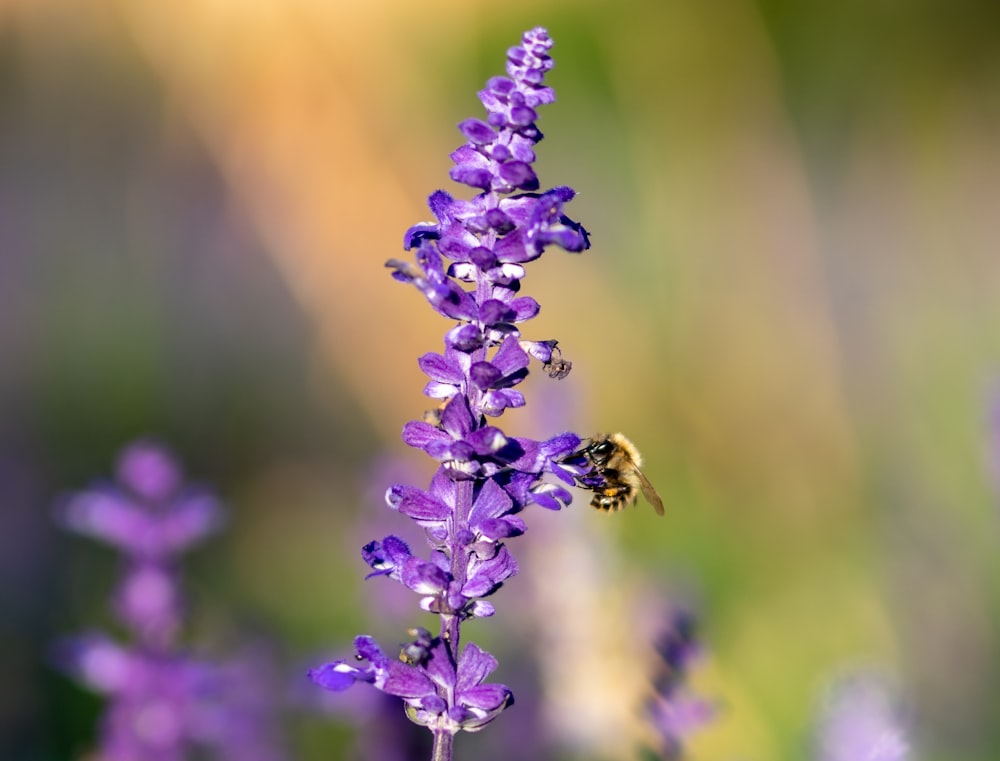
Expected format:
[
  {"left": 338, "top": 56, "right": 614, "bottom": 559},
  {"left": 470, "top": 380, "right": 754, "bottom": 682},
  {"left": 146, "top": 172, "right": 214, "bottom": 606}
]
[{"left": 608, "top": 432, "right": 642, "bottom": 467}]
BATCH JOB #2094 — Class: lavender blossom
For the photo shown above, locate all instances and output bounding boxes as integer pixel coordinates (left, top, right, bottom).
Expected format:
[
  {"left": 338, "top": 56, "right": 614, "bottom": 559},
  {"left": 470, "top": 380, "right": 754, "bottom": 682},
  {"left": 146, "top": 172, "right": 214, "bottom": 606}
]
[
  {"left": 57, "top": 440, "right": 223, "bottom": 649},
  {"left": 309, "top": 27, "right": 591, "bottom": 758},
  {"left": 643, "top": 611, "right": 715, "bottom": 760},
  {"left": 54, "top": 441, "right": 287, "bottom": 761}
]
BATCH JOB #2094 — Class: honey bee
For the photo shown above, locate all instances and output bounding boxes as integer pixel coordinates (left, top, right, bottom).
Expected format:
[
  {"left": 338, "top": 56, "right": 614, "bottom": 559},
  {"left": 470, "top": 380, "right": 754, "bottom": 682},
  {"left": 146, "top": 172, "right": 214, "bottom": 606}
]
[{"left": 573, "top": 433, "right": 664, "bottom": 516}]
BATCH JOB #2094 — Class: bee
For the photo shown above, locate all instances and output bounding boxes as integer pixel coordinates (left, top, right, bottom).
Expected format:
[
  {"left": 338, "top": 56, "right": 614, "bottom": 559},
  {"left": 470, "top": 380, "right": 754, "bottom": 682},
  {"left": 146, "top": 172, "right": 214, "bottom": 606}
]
[{"left": 574, "top": 433, "right": 664, "bottom": 516}]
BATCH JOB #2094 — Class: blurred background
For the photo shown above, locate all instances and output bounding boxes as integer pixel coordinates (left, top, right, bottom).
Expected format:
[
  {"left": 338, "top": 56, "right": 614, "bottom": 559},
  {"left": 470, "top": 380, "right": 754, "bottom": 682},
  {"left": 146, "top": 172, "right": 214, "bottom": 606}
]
[{"left": 2, "top": 0, "right": 1000, "bottom": 759}]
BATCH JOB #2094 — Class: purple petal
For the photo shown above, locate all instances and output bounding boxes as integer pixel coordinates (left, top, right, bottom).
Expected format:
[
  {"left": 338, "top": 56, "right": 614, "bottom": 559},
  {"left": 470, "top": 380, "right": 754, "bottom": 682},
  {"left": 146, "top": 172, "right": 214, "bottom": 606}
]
[
  {"left": 427, "top": 467, "right": 457, "bottom": 507},
  {"left": 414, "top": 242, "right": 445, "bottom": 279},
  {"left": 485, "top": 208, "right": 514, "bottom": 233},
  {"left": 529, "top": 482, "right": 573, "bottom": 510},
  {"left": 401, "top": 557, "right": 450, "bottom": 595},
  {"left": 402, "top": 421, "right": 452, "bottom": 451},
  {"left": 418, "top": 352, "right": 465, "bottom": 384},
  {"left": 429, "top": 549, "right": 452, "bottom": 574},
  {"left": 541, "top": 432, "right": 583, "bottom": 458},
  {"left": 491, "top": 336, "right": 530, "bottom": 376},
  {"left": 159, "top": 493, "right": 224, "bottom": 553},
  {"left": 382, "top": 661, "right": 438, "bottom": 699},
  {"left": 469, "top": 361, "right": 502, "bottom": 390},
  {"left": 469, "top": 478, "right": 514, "bottom": 525},
  {"left": 492, "top": 229, "right": 531, "bottom": 263},
  {"left": 308, "top": 661, "right": 366, "bottom": 692},
  {"left": 450, "top": 165, "right": 493, "bottom": 192},
  {"left": 490, "top": 144, "right": 511, "bottom": 162},
  {"left": 426, "top": 280, "right": 479, "bottom": 321},
  {"left": 354, "top": 635, "right": 390, "bottom": 668},
  {"left": 420, "top": 695, "right": 448, "bottom": 714},
  {"left": 115, "top": 441, "right": 181, "bottom": 502},
  {"left": 465, "top": 427, "right": 509, "bottom": 456},
  {"left": 481, "top": 389, "right": 525, "bottom": 417},
  {"left": 424, "top": 381, "right": 458, "bottom": 399},
  {"left": 456, "top": 643, "right": 498, "bottom": 690},
  {"left": 445, "top": 324, "right": 484, "bottom": 352},
  {"left": 508, "top": 296, "right": 540, "bottom": 322},
  {"left": 463, "top": 545, "right": 517, "bottom": 597},
  {"left": 58, "top": 490, "right": 143, "bottom": 548},
  {"left": 362, "top": 535, "right": 412, "bottom": 577},
  {"left": 461, "top": 683, "right": 512, "bottom": 713},
  {"left": 458, "top": 118, "right": 496, "bottom": 145},
  {"left": 506, "top": 438, "right": 543, "bottom": 473},
  {"left": 422, "top": 641, "right": 457, "bottom": 691},
  {"left": 479, "top": 298, "right": 513, "bottom": 326},
  {"left": 476, "top": 517, "right": 524, "bottom": 540},
  {"left": 469, "top": 246, "right": 496, "bottom": 269},
  {"left": 522, "top": 339, "right": 555, "bottom": 363},
  {"left": 427, "top": 190, "right": 455, "bottom": 223},
  {"left": 468, "top": 600, "right": 495, "bottom": 618},
  {"left": 484, "top": 263, "right": 525, "bottom": 286},
  {"left": 54, "top": 633, "right": 133, "bottom": 693},
  {"left": 440, "top": 395, "right": 475, "bottom": 439},
  {"left": 506, "top": 134, "right": 539, "bottom": 164},
  {"left": 437, "top": 221, "right": 478, "bottom": 259},
  {"left": 508, "top": 105, "right": 537, "bottom": 127},
  {"left": 387, "top": 485, "right": 451, "bottom": 522},
  {"left": 403, "top": 222, "right": 439, "bottom": 250},
  {"left": 497, "top": 161, "right": 538, "bottom": 191},
  {"left": 440, "top": 440, "right": 475, "bottom": 463}
]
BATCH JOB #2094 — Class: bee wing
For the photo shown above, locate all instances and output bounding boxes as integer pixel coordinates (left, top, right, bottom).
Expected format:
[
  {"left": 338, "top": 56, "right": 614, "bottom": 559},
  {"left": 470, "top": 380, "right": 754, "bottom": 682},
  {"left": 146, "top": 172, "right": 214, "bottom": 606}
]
[{"left": 636, "top": 468, "right": 665, "bottom": 517}]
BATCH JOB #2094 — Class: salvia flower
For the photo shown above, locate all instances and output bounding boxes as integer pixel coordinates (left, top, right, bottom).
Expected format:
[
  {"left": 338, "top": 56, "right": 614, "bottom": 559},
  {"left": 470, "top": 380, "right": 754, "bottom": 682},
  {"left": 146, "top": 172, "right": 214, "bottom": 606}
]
[
  {"left": 310, "top": 27, "right": 591, "bottom": 759},
  {"left": 57, "top": 441, "right": 223, "bottom": 648},
  {"left": 643, "top": 611, "right": 716, "bottom": 760},
  {"left": 54, "top": 441, "right": 287, "bottom": 761}
]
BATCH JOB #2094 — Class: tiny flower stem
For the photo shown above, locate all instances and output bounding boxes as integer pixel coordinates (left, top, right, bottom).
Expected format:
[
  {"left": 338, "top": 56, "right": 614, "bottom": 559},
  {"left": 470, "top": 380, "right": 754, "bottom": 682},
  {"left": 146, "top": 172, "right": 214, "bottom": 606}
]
[{"left": 431, "top": 729, "right": 454, "bottom": 761}]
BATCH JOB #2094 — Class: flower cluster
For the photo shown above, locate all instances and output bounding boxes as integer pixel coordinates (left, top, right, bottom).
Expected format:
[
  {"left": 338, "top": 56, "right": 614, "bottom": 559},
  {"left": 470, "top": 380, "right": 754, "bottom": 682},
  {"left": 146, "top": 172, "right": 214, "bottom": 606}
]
[
  {"left": 309, "top": 27, "right": 591, "bottom": 757},
  {"left": 54, "top": 441, "right": 286, "bottom": 761}
]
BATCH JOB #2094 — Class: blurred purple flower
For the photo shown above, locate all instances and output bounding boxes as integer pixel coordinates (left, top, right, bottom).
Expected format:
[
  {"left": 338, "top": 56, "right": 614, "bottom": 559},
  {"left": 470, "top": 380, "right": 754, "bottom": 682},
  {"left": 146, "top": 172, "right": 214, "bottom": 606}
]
[
  {"left": 813, "top": 671, "right": 911, "bottom": 761},
  {"left": 54, "top": 441, "right": 288, "bottom": 761},
  {"left": 55, "top": 440, "right": 222, "bottom": 648},
  {"left": 645, "top": 612, "right": 715, "bottom": 760},
  {"left": 311, "top": 27, "right": 592, "bottom": 759},
  {"left": 59, "top": 440, "right": 223, "bottom": 564}
]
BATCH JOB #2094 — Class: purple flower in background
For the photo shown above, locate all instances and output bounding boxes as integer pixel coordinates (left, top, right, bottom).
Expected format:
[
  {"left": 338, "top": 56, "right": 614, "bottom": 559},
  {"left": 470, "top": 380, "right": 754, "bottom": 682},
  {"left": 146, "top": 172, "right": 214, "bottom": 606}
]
[
  {"left": 310, "top": 27, "right": 591, "bottom": 759},
  {"left": 57, "top": 440, "right": 223, "bottom": 648},
  {"left": 813, "top": 671, "right": 911, "bottom": 761},
  {"left": 644, "top": 612, "right": 715, "bottom": 760},
  {"left": 54, "top": 441, "right": 287, "bottom": 761}
]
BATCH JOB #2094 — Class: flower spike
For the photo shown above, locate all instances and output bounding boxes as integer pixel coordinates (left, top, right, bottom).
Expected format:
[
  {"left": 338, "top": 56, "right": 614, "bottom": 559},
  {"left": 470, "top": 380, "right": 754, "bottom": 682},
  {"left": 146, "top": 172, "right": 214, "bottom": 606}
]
[{"left": 312, "top": 27, "right": 592, "bottom": 760}]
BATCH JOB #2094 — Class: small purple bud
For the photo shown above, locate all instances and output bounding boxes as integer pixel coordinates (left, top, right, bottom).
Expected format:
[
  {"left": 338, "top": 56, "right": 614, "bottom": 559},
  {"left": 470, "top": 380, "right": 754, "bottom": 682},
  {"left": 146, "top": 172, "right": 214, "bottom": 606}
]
[{"left": 458, "top": 118, "right": 496, "bottom": 145}]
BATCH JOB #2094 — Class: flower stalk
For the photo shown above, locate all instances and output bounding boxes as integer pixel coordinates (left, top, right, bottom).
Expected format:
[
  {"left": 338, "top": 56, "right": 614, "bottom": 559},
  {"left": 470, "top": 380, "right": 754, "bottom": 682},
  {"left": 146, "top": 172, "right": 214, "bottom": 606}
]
[{"left": 310, "top": 27, "right": 592, "bottom": 758}]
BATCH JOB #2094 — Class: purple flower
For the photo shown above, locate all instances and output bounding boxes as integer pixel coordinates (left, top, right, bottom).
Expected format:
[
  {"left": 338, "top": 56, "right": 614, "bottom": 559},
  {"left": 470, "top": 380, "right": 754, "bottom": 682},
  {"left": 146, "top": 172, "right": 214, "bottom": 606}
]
[
  {"left": 58, "top": 440, "right": 223, "bottom": 563},
  {"left": 309, "top": 635, "right": 512, "bottom": 735},
  {"left": 312, "top": 27, "right": 592, "bottom": 758},
  {"left": 644, "top": 612, "right": 715, "bottom": 760},
  {"left": 56, "top": 440, "right": 222, "bottom": 646},
  {"left": 54, "top": 441, "right": 288, "bottom": 761}
]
